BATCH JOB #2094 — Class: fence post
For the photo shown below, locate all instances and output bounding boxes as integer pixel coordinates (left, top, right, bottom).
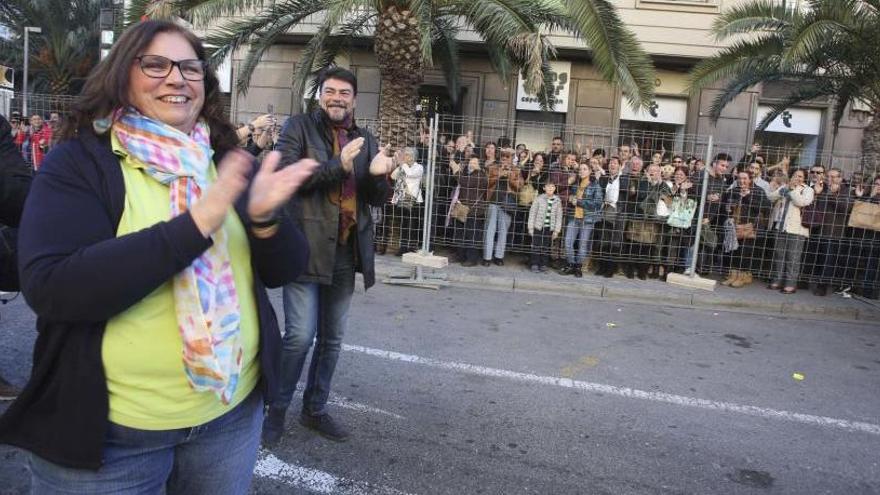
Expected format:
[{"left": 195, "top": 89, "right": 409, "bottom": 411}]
[
  {"left": 419, "top": 115, "right": 438, "bottom": 254},
  {"left": 687, "top": 136, "right": 713, "bottom": 277}
]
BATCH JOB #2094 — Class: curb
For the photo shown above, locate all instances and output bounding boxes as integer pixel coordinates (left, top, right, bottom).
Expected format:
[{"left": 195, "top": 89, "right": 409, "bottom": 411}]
[{"left": 374, "top": 260, "right": 880, "bottom": 323}]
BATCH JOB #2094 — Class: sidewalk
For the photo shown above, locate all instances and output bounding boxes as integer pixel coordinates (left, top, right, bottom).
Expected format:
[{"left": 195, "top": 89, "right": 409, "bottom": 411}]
[{"left": 374, "top": 252, "right": 880, "bottom": 323}]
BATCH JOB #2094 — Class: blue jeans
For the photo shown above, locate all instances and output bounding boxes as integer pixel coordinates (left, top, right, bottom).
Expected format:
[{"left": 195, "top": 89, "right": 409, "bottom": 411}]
[
  {"left": 564, "top": 218, "right": 595, "bottom": 265},
  {"left": 483, "top": 203, "right": 512, "bottom": 261},
  {"left": 29, "top": 389, "right": 263, "bottom": 495},
  {"left": 276, "top": 239, "right": 355, "bottom": 415}
]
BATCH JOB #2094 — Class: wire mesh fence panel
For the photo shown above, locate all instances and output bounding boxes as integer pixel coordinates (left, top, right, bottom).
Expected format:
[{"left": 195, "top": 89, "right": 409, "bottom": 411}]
[
  {"left": 354, "top": 116, "right": 433, "bottom": 257},
  {"left": 408, "top": 114, "right": 878, "bottom": 294}
]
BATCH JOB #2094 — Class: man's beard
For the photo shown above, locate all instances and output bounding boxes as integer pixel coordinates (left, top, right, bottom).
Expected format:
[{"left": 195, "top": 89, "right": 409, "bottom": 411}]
[{"left": 323, "top": 105, "right": 350, "bottom": 123}]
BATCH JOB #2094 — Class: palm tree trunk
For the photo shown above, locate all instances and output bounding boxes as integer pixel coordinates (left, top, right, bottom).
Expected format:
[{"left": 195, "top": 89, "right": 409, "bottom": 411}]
[
  {"left": 863, "top": 111, "right": 880, "bottom": 177},
  {"left": 374, "top": 5, "right": 423, "bottom": 148}
]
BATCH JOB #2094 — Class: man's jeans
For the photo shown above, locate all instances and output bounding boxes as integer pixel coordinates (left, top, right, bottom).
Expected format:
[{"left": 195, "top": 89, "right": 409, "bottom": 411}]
[
  {"left": 276, "top": 239, "right": 355, "bottom": 416},
  {"left": 564, "top": 218, "right": 595, "bottom": 265},
  {"left": 29, "top": 389, "right": 263, "bottom": 495},
  {"left": 483, "top": 203, "right": 512, "bottom": 261}
]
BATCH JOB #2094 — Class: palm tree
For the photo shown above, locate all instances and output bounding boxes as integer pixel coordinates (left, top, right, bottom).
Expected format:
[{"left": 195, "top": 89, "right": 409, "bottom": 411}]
[
  {"left": 0, "top": 0, "right": 101, "bottom": 95},
  {"left": 688, "top": 0, "right": 880, "bottom": 170},
  {"left": 128, "top": 0, "right": 655, "bottom": 146}
]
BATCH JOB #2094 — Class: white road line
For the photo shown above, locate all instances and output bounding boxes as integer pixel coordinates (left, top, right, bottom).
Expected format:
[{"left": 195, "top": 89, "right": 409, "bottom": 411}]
[
  {"left": 326, "top": 394, "right": 405, "bottom": 420},
  {"left": 293, "top": 391, "right": 405, "bottom": 420},
  {"left": 343, "top": 344, "right": 880, "bottom": 436},
  {"left": 254, "top": 451, "right": 416, "bottom": 495}
]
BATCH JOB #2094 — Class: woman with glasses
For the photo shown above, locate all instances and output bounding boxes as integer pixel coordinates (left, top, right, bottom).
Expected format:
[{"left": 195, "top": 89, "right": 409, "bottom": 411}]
[{"left": 0, "top": 21, "right": 318, "bottom": 493}]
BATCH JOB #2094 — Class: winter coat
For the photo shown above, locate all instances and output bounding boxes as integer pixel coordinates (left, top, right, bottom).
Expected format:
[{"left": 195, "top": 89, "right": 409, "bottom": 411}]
[
  {"left": 568, "top": 179, "right": 604, "bottom": 223},
  {"left": 276, "top": 109, "right": 389, "bottom": 289},
  {"left": 768, "top": 183, "right": 814, "bottom": 237},
  {"left": 527, "top": 194, "right": 563, "bottom": 235},
  {"left": 457, "top": 168, "right": 489, "bottom": 217},
  {"left": 813, "top": 185, "right": 853, "bottom": 238}
]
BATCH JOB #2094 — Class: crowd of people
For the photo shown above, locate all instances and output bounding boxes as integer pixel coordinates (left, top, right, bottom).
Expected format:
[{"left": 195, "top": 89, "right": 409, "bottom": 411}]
[
  {"left": 373, "top": 135, "right": 880, "bottom": 298},
  {"left": 6, "top": 110, "right": 61, "bottom": 170}
]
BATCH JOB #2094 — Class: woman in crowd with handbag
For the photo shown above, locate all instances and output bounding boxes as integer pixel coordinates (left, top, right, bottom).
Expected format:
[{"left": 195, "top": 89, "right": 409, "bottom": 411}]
[
  {"left": 389, "top": 147, "right": 424, "bottom": 256},
  {"left": 722, "top": 170, "right": 770, "bottom": 288},
  {"left": 624, "top": 164, "right": 670, "bottom": 280},
  {"left": 0, "top": 20, "right": 318, "bottom": 493},
  {"left": 482, "top": 148, "right": 522, "bottom": 266},
  {"left": 767, "top": 168, "right": 814, "bottom": 294},
  {"left": 453, "top": 156, "right": 489, "bottom": 266},
  {"left": 661, "top": 166, "right": 698, "bottom": 279}
]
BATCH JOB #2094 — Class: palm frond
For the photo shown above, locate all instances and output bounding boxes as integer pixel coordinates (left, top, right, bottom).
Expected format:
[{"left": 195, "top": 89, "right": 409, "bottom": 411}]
[
  {"left": 711, "top": 0, "right": 796, "bottom": 41},
  {"left": 564, "top": 0, "right": 654, "bottom": 109},
  {"left": 431, "top": 16, "right": 461, "bottom": 104},
  {"left": 688, "top": 36, "right": 785, "bottom": 94}
]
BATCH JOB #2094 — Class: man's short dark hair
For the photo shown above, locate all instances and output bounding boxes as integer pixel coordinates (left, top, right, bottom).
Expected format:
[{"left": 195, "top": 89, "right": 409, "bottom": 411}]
[
  {"left": 497, "top": 136, "right": 512, "bottom": 148},
  {"left": 317, "top": 67, "right": 358, "bottom": 95},
  {"left": 714, "top": 153, "right": 733, "bottom": 163},
  {"left": 552, "top": 136, "right": 563, "bottom": 143}
]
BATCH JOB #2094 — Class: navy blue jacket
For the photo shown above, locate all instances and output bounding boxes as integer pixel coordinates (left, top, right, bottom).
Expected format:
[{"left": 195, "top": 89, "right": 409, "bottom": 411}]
[{"left": 0, "top": 128, "right": 309, "bottom": 470}]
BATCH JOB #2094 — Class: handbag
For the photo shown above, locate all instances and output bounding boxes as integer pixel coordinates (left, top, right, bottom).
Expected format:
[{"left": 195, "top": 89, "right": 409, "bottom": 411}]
[
  {"left": 735, "top": 223, "right": 756, "bottom": 240},
  {"left": 451, "top": 201, "right": 470, "bottom": 223},
  {"left": 801, "top": 202, "right": 824, "bottom": 229},
  {"left": 666, "top": 197, "right": 696, "bottom": 228},
  {"left": 625, "top": 220, "right": 658, "bottom": 244},
  {"left": 848, "top": 200, "right": 880, "bottom": 231},
  {"left": 518, "top": 182, "right": 537, "bottom": 207}
]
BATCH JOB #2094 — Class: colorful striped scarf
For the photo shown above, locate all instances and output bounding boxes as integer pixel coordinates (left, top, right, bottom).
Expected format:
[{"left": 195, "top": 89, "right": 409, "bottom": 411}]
[{"left": 113, "top": 108, "right": 242, "bottom": 404}]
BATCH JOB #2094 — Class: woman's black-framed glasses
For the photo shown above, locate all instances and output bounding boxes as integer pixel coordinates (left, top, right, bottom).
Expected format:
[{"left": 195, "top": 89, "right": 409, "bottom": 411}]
[{"left": 135, "top": 55, "right": 207, "bottom": 81}]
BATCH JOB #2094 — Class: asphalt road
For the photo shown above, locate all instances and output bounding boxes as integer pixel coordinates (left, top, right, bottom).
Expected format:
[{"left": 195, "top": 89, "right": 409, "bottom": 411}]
[{"left": 1, "top": 283, "right": 879, "bottom": 494}]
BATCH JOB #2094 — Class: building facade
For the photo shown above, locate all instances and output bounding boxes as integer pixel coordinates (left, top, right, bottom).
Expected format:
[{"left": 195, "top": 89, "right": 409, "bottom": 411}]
[{"left": 222, "top": 0, "right": 870, "bottom": 165}]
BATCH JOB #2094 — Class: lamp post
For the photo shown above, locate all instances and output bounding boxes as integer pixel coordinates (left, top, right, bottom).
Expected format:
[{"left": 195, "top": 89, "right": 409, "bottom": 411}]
[{"left": 22, "top": 26, "right": 42, "bottom": 117}]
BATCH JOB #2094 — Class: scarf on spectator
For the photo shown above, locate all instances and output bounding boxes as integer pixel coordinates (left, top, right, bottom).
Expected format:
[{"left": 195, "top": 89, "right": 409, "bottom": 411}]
[
  {"left": 112, "top": 108, "right": 242, "bottom": 404},
  {"left": 326, "top": 113, "right": 357, "bottom": 245}
]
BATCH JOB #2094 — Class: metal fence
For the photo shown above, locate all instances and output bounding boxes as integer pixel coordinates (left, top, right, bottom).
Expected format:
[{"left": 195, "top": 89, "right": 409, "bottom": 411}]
[{"left": 361, "top": 114, "right": 879, "bottom": 296}]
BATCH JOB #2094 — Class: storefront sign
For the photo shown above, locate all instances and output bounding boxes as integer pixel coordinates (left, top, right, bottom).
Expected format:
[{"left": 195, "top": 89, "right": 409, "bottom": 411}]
[
  {"left": 756, "top": 105, "right": 822, "bottom": 135},
  {"left": 515, "top": 61, "right": 572, "bottom": 113},
  {"left": 619, "top": 96, "right": 687, "bottom": 125}
]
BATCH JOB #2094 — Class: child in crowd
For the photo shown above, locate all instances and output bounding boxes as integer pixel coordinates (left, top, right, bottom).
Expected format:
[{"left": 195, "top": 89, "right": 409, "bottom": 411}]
[{"left": 528, "top": 180, "right": 563, "bottom": 272}]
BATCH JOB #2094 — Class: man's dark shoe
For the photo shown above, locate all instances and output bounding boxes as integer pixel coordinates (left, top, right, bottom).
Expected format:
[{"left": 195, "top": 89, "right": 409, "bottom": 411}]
[
  {"left": 462, "top": 259, "right": 478, "bottom": 267},
  {"left": 0, "top": 375, "right": 20, "bottom": 401},
  {"left": 299, "top": 412, "right": 350, "bottom": 442},
  {"left": 573, "top": 266, "right": 583, "bottom": 278},
  {"left": 481, "top": 259, "right": 492, "bottom": 267},
  {"left": 261, "top": 406, "right": 287, "bottom": 446},
  {"left": 492, "top": 257, "right": 504, "bottom": 266},
  {"left": 559, "top": 263, "right": 574, "bottom": 275}
]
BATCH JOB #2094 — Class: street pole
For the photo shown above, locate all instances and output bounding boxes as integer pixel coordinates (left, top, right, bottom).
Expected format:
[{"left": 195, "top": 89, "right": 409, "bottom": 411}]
[{"left": 22, "top": 26, "right": 42, "bottom": 118}]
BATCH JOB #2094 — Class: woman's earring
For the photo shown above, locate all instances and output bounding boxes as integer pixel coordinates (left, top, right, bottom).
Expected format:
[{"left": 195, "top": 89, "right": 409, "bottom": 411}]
[{"left": 92, "top": 116, "right": 112, "bottom": 135}]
